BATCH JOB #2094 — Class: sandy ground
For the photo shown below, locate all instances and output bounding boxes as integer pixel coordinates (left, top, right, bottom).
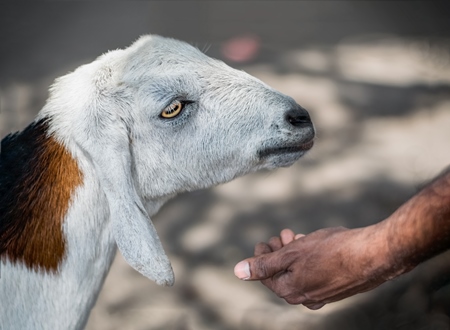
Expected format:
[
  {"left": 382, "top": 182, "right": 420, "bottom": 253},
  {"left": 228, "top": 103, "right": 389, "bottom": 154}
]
[{"left": 1, "top": 2, "right": 450, "bottom": 329}]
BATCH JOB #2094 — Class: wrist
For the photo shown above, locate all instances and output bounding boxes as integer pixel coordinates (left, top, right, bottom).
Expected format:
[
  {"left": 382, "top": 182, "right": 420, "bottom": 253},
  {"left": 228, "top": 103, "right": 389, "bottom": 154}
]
[
  {"left": 375, "top": 214, "right": 421, "bottom": 279},
  {"left": 357, "top": 221, "right": 409, "bottom": 282}
]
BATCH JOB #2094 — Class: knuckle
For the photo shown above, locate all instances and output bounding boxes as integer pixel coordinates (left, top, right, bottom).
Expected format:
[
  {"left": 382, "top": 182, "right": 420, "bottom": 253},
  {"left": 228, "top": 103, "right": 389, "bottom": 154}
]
[
  {"left": 253, "top": 257, "right": 272, "bottom": 279},
  {"left": 268, "top": 236, "right": 282, "bottom": 250},
  {"left": 268, "top": 236, "right": 280, "bottom": 245},
  {"left": 254, "top": 242, "right": 271, "bottom": 256}
]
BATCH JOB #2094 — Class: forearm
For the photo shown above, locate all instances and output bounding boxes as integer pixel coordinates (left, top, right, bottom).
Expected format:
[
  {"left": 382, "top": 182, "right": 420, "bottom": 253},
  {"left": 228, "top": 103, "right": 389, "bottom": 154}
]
[{"left": 380, "top": 168, "right": 450, "bottom": 276}]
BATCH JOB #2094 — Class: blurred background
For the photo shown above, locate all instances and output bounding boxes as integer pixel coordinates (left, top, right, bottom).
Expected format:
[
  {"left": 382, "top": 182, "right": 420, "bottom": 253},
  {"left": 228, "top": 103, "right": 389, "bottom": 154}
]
[{"left": 1, "top": 1, "right": 450, "bottom": 329}]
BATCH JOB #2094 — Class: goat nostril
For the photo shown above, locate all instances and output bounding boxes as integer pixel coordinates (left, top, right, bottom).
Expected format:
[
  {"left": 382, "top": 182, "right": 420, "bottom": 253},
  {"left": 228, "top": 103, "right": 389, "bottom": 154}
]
[{"left": 285, "top": 109, "right": 311, "bottom": 127}]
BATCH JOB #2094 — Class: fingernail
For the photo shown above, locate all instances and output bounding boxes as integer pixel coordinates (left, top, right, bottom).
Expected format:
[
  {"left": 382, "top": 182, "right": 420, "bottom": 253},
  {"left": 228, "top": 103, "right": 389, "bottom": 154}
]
[{"left": 234, "top": 261, "right": 251, "bottom": 280}]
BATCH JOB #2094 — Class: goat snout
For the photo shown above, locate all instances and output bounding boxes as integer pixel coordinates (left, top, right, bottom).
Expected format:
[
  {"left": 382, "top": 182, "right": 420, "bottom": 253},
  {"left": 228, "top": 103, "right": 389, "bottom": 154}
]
[{"left": 285, "top": 106, "right": 312, "bottom": 128}]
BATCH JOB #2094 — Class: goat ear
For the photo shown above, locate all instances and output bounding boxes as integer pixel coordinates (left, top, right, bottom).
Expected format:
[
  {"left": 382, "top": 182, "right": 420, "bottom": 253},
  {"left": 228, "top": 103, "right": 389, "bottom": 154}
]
[{"left": 86, "top": 123, "right": 174, "bottom": 286}]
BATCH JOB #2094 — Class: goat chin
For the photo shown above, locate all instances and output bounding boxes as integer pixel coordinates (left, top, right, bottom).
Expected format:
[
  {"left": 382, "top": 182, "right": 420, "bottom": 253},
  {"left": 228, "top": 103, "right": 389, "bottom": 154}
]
[{"left": 0, "top": 34, "right": 314, "bottom": 330}]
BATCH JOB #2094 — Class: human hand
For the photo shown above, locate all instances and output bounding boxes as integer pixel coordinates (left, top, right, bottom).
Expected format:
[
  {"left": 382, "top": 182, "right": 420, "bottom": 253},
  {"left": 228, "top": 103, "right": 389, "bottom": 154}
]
[
  {"left": 234, "top": 168, "right": 450, "bottom": 309},
  {"left": 234, "top": 226, "right": 396, "bottom": 309}
]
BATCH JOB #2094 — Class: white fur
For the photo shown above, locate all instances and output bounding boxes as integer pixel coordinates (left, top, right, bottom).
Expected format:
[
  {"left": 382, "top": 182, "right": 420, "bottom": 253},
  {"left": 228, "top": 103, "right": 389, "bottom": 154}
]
[{"left": 0, "top": 35, "right": 314, "bottom": 329}]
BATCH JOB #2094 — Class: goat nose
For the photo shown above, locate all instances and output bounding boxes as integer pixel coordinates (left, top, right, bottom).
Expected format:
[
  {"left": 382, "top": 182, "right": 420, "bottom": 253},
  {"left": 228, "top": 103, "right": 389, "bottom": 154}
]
[{"left": 285, "top": 107, "right": 312, "bottom": 128}]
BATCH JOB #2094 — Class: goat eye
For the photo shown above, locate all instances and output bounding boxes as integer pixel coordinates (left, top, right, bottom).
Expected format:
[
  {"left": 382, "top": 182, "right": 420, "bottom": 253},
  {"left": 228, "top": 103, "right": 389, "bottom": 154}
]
[{"left": 161, "top": 100, "right": 184, "bottom": 118}]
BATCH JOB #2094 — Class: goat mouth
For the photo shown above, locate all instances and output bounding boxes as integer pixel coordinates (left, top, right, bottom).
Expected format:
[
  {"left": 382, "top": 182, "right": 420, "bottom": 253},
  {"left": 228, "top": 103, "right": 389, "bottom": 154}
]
[{"left": 258, "top": 140, "right": 314, "bottom": 158}]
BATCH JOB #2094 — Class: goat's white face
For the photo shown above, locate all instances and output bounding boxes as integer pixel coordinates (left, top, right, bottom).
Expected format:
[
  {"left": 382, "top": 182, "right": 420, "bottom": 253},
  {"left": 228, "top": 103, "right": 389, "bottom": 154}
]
[
  {"left": 49, "top": 35, "right": 314, "bottom": 286},
  {"left": 120, "top": 36, "right": 315, "bottom": 199}
]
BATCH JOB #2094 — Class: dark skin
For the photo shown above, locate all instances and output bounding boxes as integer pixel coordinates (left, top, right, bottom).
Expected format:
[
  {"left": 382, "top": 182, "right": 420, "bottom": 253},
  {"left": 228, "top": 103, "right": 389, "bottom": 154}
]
[{"left": 234, "top": 168, "right": 450, "bottom": 310}]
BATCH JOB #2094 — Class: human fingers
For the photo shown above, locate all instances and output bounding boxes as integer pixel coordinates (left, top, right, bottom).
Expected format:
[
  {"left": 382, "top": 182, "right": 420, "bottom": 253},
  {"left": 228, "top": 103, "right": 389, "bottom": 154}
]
[
  {"left": 254, "top": 242, "right": 272, "bottom": 256},
  {"left": 241, "top": 242, "right": 275, "bottom": 281},
  {"left": 234, "top": 249, "right": 292, "bottom": 281},
  {"left": 295, "top": 233, "right": 305, "bottom": 240},
  {"left": 280, "top": 228, "right": 296, "bottom": 245},
  {"left": 268, "top": 236, "right": 283, "bottom": 251}
]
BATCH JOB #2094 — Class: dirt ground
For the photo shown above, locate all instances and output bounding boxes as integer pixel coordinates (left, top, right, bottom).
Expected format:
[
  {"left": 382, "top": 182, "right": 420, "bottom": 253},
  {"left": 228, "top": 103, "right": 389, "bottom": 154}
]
[{"left": 1, "top": 2, "right": 450, "bottom": 329}]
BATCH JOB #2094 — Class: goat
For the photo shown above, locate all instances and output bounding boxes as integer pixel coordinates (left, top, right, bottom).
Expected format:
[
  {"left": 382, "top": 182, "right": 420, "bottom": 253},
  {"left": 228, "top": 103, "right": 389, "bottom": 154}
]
[{"left": 0, "top": 35, "right": 314, "bottom": 329}]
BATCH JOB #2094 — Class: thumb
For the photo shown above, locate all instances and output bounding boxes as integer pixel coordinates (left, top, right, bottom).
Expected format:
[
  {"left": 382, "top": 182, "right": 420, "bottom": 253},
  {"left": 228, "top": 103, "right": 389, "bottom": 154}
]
[{"left": 234, "top": 250, "right": 290, "bottom": 281}]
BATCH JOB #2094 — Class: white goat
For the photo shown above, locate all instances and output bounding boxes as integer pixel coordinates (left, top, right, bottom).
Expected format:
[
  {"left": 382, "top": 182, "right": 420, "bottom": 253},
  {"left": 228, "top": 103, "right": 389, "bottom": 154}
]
[{"left": 0, "top": 35, "right": 314, "bottom": 329}]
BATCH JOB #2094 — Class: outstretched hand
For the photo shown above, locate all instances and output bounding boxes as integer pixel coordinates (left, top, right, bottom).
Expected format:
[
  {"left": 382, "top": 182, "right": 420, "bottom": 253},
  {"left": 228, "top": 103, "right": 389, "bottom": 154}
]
[
  {"left": 234, "top": 167, "right": 450, "bottom": 309},
  {"left": 234, "top": 226, "right": 396, "bottom": 309}
]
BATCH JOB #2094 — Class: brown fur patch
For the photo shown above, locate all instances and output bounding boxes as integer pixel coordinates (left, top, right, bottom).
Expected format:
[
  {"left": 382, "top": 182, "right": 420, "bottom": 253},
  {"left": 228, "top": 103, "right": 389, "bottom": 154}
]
[{"left": 0, "top": 119, "right": 83, "bottom": 272}]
